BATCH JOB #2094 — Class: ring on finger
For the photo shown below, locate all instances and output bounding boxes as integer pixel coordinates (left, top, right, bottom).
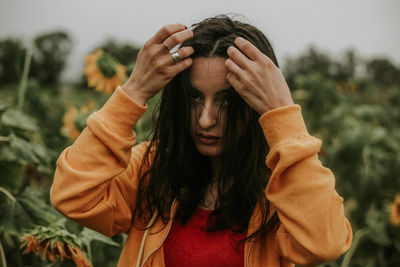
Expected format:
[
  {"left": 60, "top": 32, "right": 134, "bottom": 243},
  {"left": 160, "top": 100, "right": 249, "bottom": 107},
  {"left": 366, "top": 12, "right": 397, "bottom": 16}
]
[
  {"left": 163, "top": 41, "right": 170, "bottom": 51},
  {"left": 171, "top": 52, "right": 181, "bottom": 64}
]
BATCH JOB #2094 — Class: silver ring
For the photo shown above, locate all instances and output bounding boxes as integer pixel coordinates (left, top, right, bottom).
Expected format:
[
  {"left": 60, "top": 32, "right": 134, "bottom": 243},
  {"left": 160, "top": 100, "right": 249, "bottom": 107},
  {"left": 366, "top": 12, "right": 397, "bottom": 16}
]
[
  {"left": 163, "top": 41, "right": 170, "bottom": 50},
  {"left": 171, "top": 52, "right": 181, "bottom": 64}
]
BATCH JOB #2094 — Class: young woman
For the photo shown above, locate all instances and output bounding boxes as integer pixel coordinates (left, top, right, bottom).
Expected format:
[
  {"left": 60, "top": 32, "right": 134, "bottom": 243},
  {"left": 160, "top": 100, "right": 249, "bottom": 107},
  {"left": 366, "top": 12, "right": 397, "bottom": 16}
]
[{"left": 51, "top": 15, "right": 352, "bottom": 267}]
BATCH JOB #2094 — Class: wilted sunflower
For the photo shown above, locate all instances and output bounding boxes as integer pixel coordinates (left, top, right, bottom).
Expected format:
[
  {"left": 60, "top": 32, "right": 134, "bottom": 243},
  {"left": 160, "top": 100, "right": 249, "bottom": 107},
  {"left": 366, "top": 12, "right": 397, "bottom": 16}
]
[
  {"left": 83, "top": 49, "right": 127, "bottom": 94},
  {"left": 390, "top": 194, "right": 400, "bottom": 226},
  {"left": 20, "top": 227, "right": 92, "bottom": 267},
  {"left": 61, "top": 101, "right": 97, "bottom": 141}
]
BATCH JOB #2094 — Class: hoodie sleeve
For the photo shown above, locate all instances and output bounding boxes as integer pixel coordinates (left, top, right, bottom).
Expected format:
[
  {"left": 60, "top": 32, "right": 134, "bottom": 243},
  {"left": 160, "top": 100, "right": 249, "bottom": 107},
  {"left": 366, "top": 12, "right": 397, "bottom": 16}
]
[
  {"left": 50, "top": 86, "right": 148, "bottom": 237},
  {"left": 259, "top": 104, "right": 352, "bottom": 265}
]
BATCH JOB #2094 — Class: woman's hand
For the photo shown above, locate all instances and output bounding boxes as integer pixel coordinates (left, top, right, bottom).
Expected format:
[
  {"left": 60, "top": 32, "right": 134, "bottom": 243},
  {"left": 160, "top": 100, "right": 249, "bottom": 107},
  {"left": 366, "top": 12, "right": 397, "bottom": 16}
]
[
  {"left": 225, "top": 37, "right": 294, "bottom": 114},
  {"left": 122, "top": 24, "right": 195, "bottom": 105}
]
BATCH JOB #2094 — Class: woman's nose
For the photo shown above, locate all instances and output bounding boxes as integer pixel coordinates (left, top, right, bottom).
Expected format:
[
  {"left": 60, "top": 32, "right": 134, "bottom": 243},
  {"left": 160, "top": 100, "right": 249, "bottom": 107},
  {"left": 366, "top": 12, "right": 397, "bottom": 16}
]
[{"left": 198, "top": 102, "right": 218, "bottom": 129}]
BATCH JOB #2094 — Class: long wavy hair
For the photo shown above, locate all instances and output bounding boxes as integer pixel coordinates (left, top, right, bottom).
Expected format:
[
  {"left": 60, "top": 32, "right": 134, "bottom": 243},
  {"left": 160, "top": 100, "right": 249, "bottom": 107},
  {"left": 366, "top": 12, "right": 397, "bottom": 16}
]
[{"left": 134, "top": 15, "right": 279, "bottom": 242}]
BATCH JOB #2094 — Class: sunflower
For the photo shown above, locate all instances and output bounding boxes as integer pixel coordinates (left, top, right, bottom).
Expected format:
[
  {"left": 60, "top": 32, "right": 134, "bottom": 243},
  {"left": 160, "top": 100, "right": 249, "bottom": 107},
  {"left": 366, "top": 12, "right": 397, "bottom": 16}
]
[
  {"left": 61, "top": 101, "right": 97, "bottom": 141},
  {"left": 390, "top": 194, "right": 400, "bottom": 226},
  {"left": 20, "top": 233, "right": 92, "bottom": 267},
  {"left": 83, "top": 49, "right": 126, "bottom": 95},
  {"left": 61, "top": 106, "right": 80, "bottom": 141}
]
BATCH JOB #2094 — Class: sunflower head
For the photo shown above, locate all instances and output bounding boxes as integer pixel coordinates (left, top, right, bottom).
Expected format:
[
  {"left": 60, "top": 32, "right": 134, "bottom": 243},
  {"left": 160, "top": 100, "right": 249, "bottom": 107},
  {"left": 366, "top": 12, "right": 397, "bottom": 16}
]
[
  {"left": 83, "top": 49, "right": 127, "bottom": 95},
  {"left": 96, "top": 53, "right": 118, "bottom": 78},
  {"left": 61, "top": 101, "right": 98, "bottom": 141},
  {"left": 61, "top": 106, "right": 80, "bottom": 141}
]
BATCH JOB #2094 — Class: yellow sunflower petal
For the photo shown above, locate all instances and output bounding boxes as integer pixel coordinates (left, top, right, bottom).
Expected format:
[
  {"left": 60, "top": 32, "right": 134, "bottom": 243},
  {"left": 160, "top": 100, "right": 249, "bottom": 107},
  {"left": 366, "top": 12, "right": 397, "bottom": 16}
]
[
  {"left": 87, "top": 73, "right": 103, "bottom": 87},
  {"left": 95, "top": 80, "right": 105, "bottom": 92}
]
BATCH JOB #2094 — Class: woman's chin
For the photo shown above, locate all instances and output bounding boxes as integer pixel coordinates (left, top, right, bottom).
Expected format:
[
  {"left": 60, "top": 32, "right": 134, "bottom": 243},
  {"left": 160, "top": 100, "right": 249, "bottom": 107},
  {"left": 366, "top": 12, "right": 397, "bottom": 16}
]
[{"left": 196, "top": 146, "right": 222, "bottom": 157}]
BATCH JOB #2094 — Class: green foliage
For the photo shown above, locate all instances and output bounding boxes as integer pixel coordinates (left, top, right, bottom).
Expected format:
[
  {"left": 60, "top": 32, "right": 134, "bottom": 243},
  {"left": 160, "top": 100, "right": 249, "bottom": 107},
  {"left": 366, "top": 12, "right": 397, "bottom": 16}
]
[
  {"left": 0, "top": 46, "right": 124, "bottom": 267},
  {"left": 134, "top": 91, "right": 161, "bottom": 143},
  {"left": 0, "top": 102, "right": 55, "bottom": 193},
  {"left": 0, "top": 101, "right": 53, "bottom": 154},
  {"left": 283, "top": 47, "right": 359, "bottom": 91},
  {"left": 289, "top": 47, "right": 400, "bottom": 267}
]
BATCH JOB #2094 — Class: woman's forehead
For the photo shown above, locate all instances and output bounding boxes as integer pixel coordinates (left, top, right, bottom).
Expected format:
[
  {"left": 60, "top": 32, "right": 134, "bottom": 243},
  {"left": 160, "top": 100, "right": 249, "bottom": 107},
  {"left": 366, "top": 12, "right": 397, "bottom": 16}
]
[{"left": 189, "top": 57, "right": 230, "bottom": 95}]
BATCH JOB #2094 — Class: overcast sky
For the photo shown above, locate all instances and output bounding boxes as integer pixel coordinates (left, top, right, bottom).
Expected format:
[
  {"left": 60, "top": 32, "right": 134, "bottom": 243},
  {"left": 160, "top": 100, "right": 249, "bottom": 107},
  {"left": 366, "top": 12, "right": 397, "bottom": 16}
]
[{"left": 1, "top": 0, "right": 399, "bottom": 82}]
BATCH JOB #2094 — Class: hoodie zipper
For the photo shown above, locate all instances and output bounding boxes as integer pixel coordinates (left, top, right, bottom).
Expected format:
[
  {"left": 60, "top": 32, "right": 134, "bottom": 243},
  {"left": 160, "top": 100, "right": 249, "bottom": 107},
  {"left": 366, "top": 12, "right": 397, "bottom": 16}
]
[
  {"left": 246, "top": 208, "right": 277, "bottom": 267},
  {"left": 246, "top": 239, "right": 254, "bottom": 267},
  {"left": 140, "top": 199, "right": 176, "bottom": 267}
]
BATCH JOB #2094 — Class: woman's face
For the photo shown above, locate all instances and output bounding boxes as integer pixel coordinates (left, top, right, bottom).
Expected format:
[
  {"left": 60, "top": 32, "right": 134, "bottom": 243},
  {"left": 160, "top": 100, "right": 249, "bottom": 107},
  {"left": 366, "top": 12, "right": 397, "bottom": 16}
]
[{"left": 189, "top": 57, "right": 231, "bottom": 157}]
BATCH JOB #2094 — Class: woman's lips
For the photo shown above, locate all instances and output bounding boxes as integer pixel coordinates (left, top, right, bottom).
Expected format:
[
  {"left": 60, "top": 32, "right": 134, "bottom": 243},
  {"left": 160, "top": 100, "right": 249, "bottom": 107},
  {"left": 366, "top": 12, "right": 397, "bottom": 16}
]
[{"left": 198, "top": 134, "right": 221, "bottom": 145}]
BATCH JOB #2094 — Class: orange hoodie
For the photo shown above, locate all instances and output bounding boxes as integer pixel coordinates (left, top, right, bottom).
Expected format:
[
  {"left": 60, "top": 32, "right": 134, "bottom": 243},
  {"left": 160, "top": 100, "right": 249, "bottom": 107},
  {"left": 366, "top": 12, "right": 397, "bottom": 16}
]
[{"left": 51, "top": 86, "right": 352, "bottom": 267}]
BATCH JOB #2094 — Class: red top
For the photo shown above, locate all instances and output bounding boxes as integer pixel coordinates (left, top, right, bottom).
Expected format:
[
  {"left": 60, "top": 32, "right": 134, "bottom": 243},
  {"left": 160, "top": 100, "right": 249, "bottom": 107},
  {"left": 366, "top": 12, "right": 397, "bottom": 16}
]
[{"left": 163, "top": 208, "right": 246, "bottom": 267}]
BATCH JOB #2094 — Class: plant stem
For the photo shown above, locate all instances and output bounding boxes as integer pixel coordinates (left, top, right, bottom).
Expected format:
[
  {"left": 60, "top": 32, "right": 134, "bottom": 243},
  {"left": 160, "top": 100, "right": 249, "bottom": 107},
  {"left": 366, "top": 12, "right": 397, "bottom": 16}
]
[
  {"left": 0, "top": 186, "right": 16, "bottom": 203},
  {"left": 0, "top": 241, "right": 7, "bottom": 267},
  {"left": 341, "top": 228, "right": 369, "bottom": 267},
  {"left": 17, "top": 45, "right": 32, "bottom": 111}
]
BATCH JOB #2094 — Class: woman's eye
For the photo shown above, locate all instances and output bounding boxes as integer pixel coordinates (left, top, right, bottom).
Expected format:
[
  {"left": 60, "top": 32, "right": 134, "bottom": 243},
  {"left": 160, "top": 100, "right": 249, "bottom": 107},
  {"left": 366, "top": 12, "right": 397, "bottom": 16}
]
[
  {"left": 216, "top": 96, "right": 229, "bottom": 106},
  {"left": 191, "top": 91, "right": 202, "bottom": 100}
]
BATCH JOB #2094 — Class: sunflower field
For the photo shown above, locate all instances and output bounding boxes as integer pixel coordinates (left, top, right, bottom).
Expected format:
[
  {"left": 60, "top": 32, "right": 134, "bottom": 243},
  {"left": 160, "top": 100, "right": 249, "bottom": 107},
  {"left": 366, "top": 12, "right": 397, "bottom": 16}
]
[{"left": 0, "top": 31, "right": 399, "bottom": 267}]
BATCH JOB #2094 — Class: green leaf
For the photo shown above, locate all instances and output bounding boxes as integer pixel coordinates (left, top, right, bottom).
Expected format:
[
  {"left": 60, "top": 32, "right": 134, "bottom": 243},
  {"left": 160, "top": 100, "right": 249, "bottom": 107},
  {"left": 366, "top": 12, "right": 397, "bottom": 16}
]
[
  {"left": 365, "top": 207, "right": 391, "bottom": 245},
  {"left": 0, "top": 144, "right": 18, "bottom": 162},
  {"left": 80, "top": 228, "right": 120, "bottom": 247},
  {"left": 0, "top": 134, "right": 54, "bottom": 177},
  {"left": 9, "top": 134, "right": 41, "bottom": 164},
  {"left": 18, "top": 187, "right": 60, "bottom": 225},
  {"left": 0, "top": 162, "right": 24, "bottom": 193},
  {"left": 0, "top": 104, "right": 7, "bottom": 112},
  {"left": 1, "top": 109, "right": 39, "bottom": 132},
  {"left": 0, "top": 191, "right": 33, "bottom": 237}
]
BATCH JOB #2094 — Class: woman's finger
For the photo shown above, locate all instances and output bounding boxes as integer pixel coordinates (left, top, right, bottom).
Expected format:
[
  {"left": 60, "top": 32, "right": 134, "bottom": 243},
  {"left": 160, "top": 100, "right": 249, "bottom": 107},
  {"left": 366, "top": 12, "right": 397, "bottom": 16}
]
[
  {"left": 149, "top": 24, "right": 187, "bottom": 45},
  {"left": 234, "top": 37, "right": 264, "bottom": 61},
  {"left": 227, "top": 45, "right": 251, "bottom": 70},
  {"left": 169, "top": 57, "right": 194, "bottom": 75},
  {"left": 168, "top": 46, "right": 195, "bottom": 72},
  {"left": 225, "top": 58, "right": 245, "bottom": 80},
  {"left": 168, "top": 46, "right": 195, "bottom": 64},
  {"left": 226, "top": 72, "right": 245, "bottom": 93},
  {"left": 164, "top": 29, "right": 194, "bottom": 50}
]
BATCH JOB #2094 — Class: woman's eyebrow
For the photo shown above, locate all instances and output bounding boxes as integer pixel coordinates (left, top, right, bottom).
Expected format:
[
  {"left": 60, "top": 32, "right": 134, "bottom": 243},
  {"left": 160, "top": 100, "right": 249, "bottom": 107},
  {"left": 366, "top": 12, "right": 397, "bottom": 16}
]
[
  {"left": 190, "top": 86, "right": 204, "bottom": 95},
  {"left": 190, "top": 86, "right": 232, "bottom": 96},
  {"left": 215, "top": 88, "right": 233, "bottom": 96}
]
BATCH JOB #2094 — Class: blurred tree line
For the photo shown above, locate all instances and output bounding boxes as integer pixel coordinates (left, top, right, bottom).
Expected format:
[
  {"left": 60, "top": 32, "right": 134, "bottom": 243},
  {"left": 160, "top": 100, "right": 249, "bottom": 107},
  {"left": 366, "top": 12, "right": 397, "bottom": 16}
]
[
  {"left": 0, "top": 32, "right": 72, "bottom": 85},
  {"left": 0, "top": 33, "right": 140, "bottom": 86},
  {"left": 0, "top": 30, "right": 400, "bottom": 266}
]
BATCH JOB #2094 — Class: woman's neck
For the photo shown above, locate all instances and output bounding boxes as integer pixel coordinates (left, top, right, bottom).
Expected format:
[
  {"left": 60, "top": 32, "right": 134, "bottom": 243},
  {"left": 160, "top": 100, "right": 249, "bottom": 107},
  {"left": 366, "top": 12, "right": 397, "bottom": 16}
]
[
  {"left": 199, "top": 182, "right": 218, "bottom": 210},
  {"left": 210, "top": 156, "right": 222, "bottom": 179},
  {"left": 199, "top": 156, "right": 222, "bottom": 211}
]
